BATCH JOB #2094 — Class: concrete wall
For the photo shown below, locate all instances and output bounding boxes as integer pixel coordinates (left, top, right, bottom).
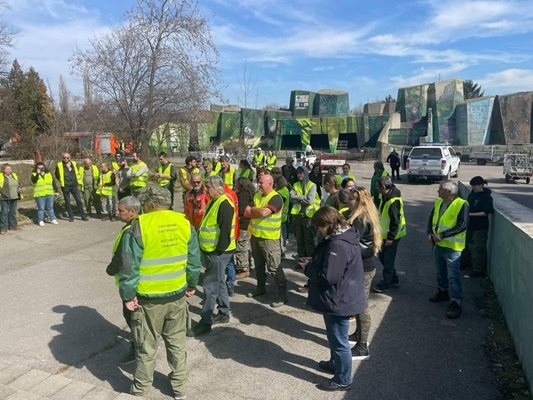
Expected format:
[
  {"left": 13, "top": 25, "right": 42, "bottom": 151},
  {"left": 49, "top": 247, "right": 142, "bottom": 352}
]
[{"left": 460, "top": 183, "right": 533, "bottom": 392}]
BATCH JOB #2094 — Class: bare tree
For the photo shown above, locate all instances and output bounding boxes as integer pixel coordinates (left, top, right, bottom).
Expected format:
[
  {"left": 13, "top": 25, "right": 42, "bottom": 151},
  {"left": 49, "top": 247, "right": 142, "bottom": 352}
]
[
  {"left": 70, "top": 0, "right": 220, "bottom": 154},
  {"left": 0, "top": 1, "right": 15, "bottom": 74}
]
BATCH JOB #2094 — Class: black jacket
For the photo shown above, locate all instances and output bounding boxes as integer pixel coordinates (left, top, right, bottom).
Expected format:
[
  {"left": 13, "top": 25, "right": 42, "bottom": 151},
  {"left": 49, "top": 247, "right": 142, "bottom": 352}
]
[
  {"left": 305, "top": 227, "right": 367, "bottom": 316},
  {"left": 379, "top": 185, "right": 403, "bottom": 240},
  {"left": 467, "top": 188, "right": 493, "bottom": 231}
]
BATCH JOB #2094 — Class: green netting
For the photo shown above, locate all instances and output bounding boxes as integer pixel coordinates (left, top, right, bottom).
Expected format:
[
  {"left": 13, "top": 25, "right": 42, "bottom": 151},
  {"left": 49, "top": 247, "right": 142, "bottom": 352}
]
[{"left": 219, "top": 112, "right": 240, "bottom": 141}]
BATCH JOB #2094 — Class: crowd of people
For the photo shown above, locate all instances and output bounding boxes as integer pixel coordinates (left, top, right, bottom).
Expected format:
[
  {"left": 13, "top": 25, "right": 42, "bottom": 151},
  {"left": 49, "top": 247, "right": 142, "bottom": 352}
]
[{"left": 0, "top": 147, "right": 494, "bottom": 397}]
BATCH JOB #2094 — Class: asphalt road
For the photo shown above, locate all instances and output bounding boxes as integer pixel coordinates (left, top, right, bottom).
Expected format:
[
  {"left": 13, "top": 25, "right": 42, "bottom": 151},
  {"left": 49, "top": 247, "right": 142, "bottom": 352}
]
[{"left": 0, "top": 160, "right": 505, "bottom": 400}]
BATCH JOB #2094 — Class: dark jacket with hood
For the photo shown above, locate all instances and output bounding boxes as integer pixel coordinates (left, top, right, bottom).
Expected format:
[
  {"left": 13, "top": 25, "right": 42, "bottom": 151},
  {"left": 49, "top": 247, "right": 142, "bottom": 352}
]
[
  {"left": 305, "top": 226, "right": 367, "bottom": 316},
  {"left": 467, "top": 187, "right": 493, "bottom": 231}
]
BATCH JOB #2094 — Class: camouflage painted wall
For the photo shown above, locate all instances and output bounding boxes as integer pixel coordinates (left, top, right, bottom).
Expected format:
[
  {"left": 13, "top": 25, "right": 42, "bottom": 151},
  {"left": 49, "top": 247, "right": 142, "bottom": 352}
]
[
  {"left": 290, "top": 90, "right": 317, "bottom": 117},
  {"left": 428, "top": 80, "right": 463, "bottom": 142},
  {"left": 316, "top": 92, "right": 350, "bottom": 116},
  {"left": 265, "top": 110, "right": 292, "bottom": 149},
  {"left": 396, "top": 84, "right": 429, "bottom": 123},
  {"left": 241, "top": 108, "right": 264, "bottom": 140},
  {"left": 219, "top": 112, "right": 240, "bottom": 141},
  {"left": 455, "top": 98, "right": 494, "bottom": 145},
  {"left": 495, "top": 92, "right": 533, "bottom": 144}
]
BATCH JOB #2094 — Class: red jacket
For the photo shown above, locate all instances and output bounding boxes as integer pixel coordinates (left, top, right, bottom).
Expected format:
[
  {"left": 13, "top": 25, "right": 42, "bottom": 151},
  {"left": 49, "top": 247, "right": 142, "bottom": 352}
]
[
  {"left": 224, "top": 184, "right": 240, "bottom": 240},
  {"left": 184, "top": 187, "right": 210, "bottom": 230}
]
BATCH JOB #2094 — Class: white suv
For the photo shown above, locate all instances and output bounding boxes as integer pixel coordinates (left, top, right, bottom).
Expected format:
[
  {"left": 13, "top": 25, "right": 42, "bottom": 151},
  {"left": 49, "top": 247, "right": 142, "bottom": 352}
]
[{"left": 406, "top": 143, "right": 460, "bottom": 182}]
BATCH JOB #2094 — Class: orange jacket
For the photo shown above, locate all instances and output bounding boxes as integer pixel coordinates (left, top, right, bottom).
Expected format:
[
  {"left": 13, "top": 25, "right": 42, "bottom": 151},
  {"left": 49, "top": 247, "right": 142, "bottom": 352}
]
[
  {"left": 184, "top": 187, "right": 210, "bottom": 230},
  {"left": 224, "top": 184, "right": 240, "bottom": 240}
]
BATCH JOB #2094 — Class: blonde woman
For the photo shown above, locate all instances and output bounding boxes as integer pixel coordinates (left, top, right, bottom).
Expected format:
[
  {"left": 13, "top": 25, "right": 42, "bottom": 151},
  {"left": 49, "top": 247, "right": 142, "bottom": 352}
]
[{"left": 346, "top": 187, "right": 382, "bottom": 360}]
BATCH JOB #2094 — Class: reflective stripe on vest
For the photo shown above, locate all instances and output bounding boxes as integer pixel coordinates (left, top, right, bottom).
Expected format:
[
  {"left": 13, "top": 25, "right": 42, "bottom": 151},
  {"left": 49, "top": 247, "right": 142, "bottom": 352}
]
[
  {"left": 130, "top": 161, "right": 148, "bottom": 188},
  {"left": 56, "top": 160, "right": 82, "bottom": 186},
  {"left": 379, "top": 197, "right": 407, "bottom": 239},
  {"left": 32, "top": 172, "right": 54, "bottom": 197},
  {"left": 157, "top": 163, "right": 172, "bottom": 187},
  {"left": 432, "top": 197, "right": 467, "bottom": 251},
  {"left": 277, "top": 187, "right": 290, "bottom": 223},
  {"left": 137, "top": 211, "right": 190, "bottom": 296},
  {"left": 290, "top": 181, "right": 321, "bottom": 218},
  {"left": 248, "top": 190, "right": 282, "bottom": 240},
  {"left": 97, "top": 171, "right": 114, "bottom": 196},
  {"left": 198, "top": 194, "right": 236, "bottom": 252}
]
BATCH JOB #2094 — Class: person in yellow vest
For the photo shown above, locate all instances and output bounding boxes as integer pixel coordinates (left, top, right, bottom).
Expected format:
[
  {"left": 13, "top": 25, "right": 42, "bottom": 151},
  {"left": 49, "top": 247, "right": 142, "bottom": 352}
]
[
  {"left": 192, "top": 175, "right": 236, "bottom": 336},
  {"left": 265, "top": 150, "right": 277, "bottom": 171},
  {"left": 97, "top": 162, "right": 116, "bottom": 221},
  {"left": 339, "top": 163, "right": 356, "bottom": 183},
  {"left": 202, "top": 159, "right": 217, "bottom": 181},
  {"left": 117, "top": 185, "right": 201, "bottom": 398},
  {"left": 290, "top": 166, "right": 321, "bottom": 259},
  {"left": 81, "top": 158, "right": 102, "bottom": 218},
  {"left": 31, "top": 162, "right": 59, "bottom": 227},
  {"left": 155, "top": 151, "right": 178, "bottom": 210},
  {"left": 128, "top": 152, "right": 149, "bottom": 198},
  {"left": 110, "top": 153, "right": 122, "bottom": 216},
  {"left": 374, "top": 175, "right": 406, "bottom": 292},
  {"left": 252, "top": 148, "right": 265, "bottom": 168},
  {"left": 237, "top": 159, "right": 254, "bottom": 182},
  {"left": 218, "top": 155, "right": 236, "bottom": 189},
  {"left": 105, "top": 195, "right": 140, "bottom": 364},
  {"left": 371, "top": 161, "right": 389, "bottom": 207},
  {"left": 273, "top": 174, "right": 290, "bottom": 250},
  {"left": 0, "top": 163, "right": 23, "bottom": 234},
  {"left": 245, "top": 174, "right": 288, "bottom": 308},
  {"left": 427, "top": 180, "right": 469, "bottom": 319},
  {"left": 179, "top": 156, "right": 199, "bottom": 199},
  {"left": 54, "top": 153, "right": 88, "bottom": 222}
]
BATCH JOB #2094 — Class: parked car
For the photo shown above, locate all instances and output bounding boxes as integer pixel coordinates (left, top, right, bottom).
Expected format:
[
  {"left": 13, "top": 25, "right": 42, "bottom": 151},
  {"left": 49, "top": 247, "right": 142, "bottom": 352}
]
[{"left": 405, "top": 143, "right": 460, "bottom": 182}]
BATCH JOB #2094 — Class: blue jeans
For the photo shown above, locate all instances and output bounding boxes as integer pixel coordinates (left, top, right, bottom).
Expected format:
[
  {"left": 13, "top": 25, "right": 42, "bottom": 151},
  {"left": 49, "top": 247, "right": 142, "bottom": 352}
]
[
  {"left": 200, "top": 251, "right": 233, "bottom": 323},
  {"left": 433, "top": 245, "right": 463, "bottom": 302},
  {"left": 225, "top": 256, "right": 236, "bottom": 289},
  {"left": 35, "top": 195, "right": 56, "bottom": 223},
  {"left": 323, "top": 314, "right": 352, "bottom": 386},
  {"left": 0, "top": 199, "right": 18, "bottom": 231}
]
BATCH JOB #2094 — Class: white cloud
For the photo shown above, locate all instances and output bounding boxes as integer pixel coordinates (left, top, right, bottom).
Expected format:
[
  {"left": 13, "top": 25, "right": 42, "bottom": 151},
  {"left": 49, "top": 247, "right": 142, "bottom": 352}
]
[{"left": 479, "top": 69, "right": 533, "bottom": 93}]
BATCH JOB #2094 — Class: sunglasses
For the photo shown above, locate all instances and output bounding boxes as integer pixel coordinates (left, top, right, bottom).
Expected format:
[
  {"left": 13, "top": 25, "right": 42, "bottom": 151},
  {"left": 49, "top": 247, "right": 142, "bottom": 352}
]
[{"left": 192, "top": 181, "right": 201, "bottom": 184}]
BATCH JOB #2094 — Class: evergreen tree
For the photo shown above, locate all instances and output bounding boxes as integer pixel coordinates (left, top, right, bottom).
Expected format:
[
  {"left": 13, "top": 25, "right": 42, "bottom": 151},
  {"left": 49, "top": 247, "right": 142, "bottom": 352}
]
[{"left": 463, "top": 80, "right": 485, "bottom": 99}]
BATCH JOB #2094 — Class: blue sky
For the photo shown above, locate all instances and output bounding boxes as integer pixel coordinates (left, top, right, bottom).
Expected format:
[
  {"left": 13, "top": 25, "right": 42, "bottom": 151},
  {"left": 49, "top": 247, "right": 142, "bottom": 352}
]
[{"left": 5, "top": 0, "right": 533, "bottom": 109}]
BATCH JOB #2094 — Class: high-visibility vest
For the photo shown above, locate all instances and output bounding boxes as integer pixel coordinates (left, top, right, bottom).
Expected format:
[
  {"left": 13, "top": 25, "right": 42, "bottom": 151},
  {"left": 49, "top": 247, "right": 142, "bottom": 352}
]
[
  {"left": 220, "top": 166, "right": 235, "bottom": 187},
  {"left": 179, "top": 166, "right": 200, "bottom": 192},
  {"left": 130, "top": 161, "right": 148, "bottom": 188},
  {"left": 80, "top": 165, "right": 100, "bottom": 191},
  {"left": 431, "top": 197, "right": 467, "bottom": 251},
  {"left": 266, "top": 155, "right": 277, "bottom": 170},
  {"left": 253, "top": 153, "right": 264, "bottom": 166},
  {"left": 338, "top": 206, "right": 350, "bottom": 215},
  {"left": 379, "top": 196, "right": 407, "bottom": 239},
  {"left": 32, "top": 172, "right": 54, "bottom": 198},
  {"left": 0, "top": 172, "right": 18, "bottom": 192},
  {"left": 290, "top": 180, "right": 320, "bottom": 218},
  {"left": 198, "top": 194, "right": 236, "bottom": 252},
  {"left": 97, "top": 171, "right": 114, "bottom": 196},
  {"left": 157, "top": 163, "right": 173, "bottom": 187},
  {"left": 136, "top": 211, "right": 190, "bottom": 296},
  {"left": 238, "top": 168, "right": 253, "bottom": 180},
  {"left": 111, "top": 161, "right": 120, "bottom": 172},
  {"left": 213, "top": 161, "right": 222, "bottom": 174},
  {"left": 248, "top": 190, "right": 282, "bottom": 240},
  {"left": 277, "top": 187, "right": 289, "bottom": 223},
  {"left": 56, "top": 160, "right": 83, "bottom": 187}
]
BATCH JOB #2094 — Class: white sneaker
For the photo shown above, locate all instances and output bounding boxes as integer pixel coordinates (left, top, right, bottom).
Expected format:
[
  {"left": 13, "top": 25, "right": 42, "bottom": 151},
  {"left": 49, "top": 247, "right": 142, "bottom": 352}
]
[
  {"left": 51, "top": 219, "right": 59, "bottom": 225},
  {"left": 38, "top": 221, "right": 45, "bottom": 227}
]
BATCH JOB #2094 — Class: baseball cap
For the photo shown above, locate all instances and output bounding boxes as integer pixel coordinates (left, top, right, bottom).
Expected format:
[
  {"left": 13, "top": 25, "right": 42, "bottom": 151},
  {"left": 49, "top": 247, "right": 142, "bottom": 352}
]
[{"left": 469, "top": 176, "right": 487, "bottom": 186}]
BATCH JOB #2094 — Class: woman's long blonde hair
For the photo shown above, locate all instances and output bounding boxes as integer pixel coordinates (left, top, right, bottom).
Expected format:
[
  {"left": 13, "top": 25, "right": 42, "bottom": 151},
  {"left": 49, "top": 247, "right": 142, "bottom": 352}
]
[{"left": 347, "top": 186, "right": 382, "bottom": 254}]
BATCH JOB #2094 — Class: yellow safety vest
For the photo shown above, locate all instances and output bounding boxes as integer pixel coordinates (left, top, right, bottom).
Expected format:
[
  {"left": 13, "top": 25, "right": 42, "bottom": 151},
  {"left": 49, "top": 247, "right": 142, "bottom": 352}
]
[
  {"left": 248, "top": 190, "right": 282, "bottom": 240},
  {"left": 111, "top": 161, "right": 120, "bottom": 172},
  {"left": 213, "top": 161, "right": 222, "bottom": 174},
  {"left": 266, "top": 155, "right": 277, "bottom": 170},
  {"left": 56, "top": 160, "right": 83, "bottom": 187},
  {"left": 290, "top": 180, "right": 321, "bottom": 218},
  {"left": 97, "top": 171, "right": 114, "bottom": 196},
  {"left": 137, "top": 211, "right": 190, "bottom": 296},
  {"left": 157, "top": 163, "right": 173, "bottom": 187},
  {"left": 431, "top": 197, "right": 467, "bottom": 251},
  {"left": 32, "top": 172, "right": 54, "bottom": 198},
  {"left": 379, "top": 197, "right": 407, "bottom": 239},
  {"left": 198, "top": 194, "right": 236, "bottom": 252},
  {"left": 253, "top": 153, "right": 264, "bottom": 165},
  {"left": 277, "top": 187, "right": 289, "bottom": 223},
  {"left": 112, "top": 222, "right": 132, "bottom": 285},
  {"left": 0, "top": 172, "right": 18, "bottom": 194},
  {"left": 221, "top": 166, "right": 235, "bottom": 187},
  {"left": 239, "top": 168, "right": 253, "bottom": 180},
  {"left": 130, "top": 161, "right": 148, "bottom": 188}
]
